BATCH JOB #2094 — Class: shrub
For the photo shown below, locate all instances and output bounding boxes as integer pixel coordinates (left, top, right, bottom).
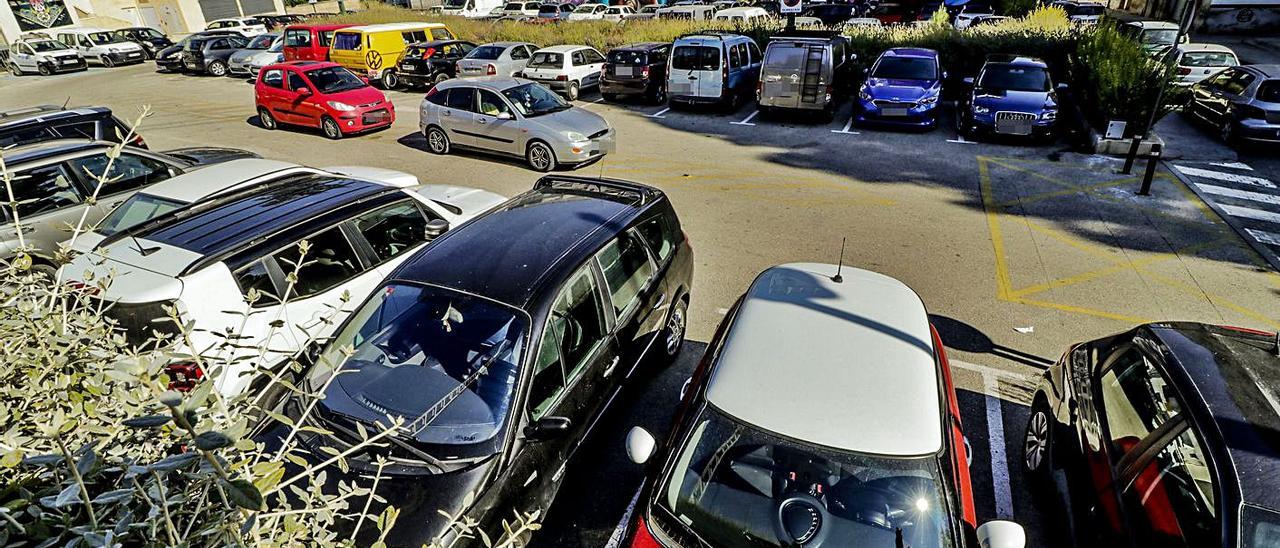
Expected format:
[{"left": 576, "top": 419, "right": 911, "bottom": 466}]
[{"left": 1071, "top": 21, "right": 1180, "bottom": 135}]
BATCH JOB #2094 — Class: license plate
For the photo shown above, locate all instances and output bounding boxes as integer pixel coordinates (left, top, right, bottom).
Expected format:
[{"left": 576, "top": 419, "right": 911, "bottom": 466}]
[
  {"left": 363, "top": 110, "right": 389, "bottom": 124},
  {"left": 402, "top": 62, "right": 415, "bottom": 70},
  {"left": 996, "top": 119, "right": 1033, "bottom": 135},
  {"left": 616, "top": 66, "right": 635, "bottom": 77},
  {"left": 129, "top": 52, "right": 141, "bottom": 57},
  {"left": 61, "top": 59, "right": 76, "bottom": 65},
  {"left": 882, "top": 108, "right": 908, "bottom": 117},
  {"left": 593, "top": 136, "right": 616, "bottom": 154}
]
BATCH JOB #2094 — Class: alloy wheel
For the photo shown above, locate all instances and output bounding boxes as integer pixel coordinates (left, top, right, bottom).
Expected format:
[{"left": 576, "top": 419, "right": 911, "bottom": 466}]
[
  {"left": 527, "top": 142, "right": 555, "bottom": 172},
  {"left": 322, "top": 117, "right": 343, "bottom": 140},
  {"left": 664, "top": 303, "right": 686, "bottom": 356},
  {"left": 383, "top": 71, "right": 398, "bottom": 89},
  {"left": 1024, "top": 409, "right": 1049, "bottom": 472},
  {"left": 652, "top": 84, "right": 666, "bottom": 105},
  {"left": 209, "top": 61, "right": 227, "bottom": 76},
  {"left": 258, "top": 108, "right": 277, "bottom": 130},
  {"left": 102, "top": 56, "right": 114, "bottom": 68},
  {"left": 427, "top": 127, "right": 450, "bottom": 154}
]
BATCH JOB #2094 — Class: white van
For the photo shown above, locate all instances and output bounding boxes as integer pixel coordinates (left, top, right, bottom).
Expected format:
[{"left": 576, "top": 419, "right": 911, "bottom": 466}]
[
  {"left": 668, "top": 32, "right": 762, "bottom": 109},
  {"left": 54, "top": 28, "right": 146, "bottom": 67},
  {"left": 441, "top": 0, "right": 505, "bottom": 18},
  {"left": 713, "top": 6, "right": 770, "bottom": 23}
]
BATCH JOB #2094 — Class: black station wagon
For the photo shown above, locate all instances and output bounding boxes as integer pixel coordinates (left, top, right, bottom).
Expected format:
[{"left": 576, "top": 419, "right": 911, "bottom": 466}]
[{"left": 265, "top": 175, "right": 694, "bottom": 546}]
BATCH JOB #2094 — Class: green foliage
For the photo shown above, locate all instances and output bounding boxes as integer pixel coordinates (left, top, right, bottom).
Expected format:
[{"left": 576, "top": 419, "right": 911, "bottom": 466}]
[{"left": 1071, "top": 21, "right": 1180, "bottom": 133}]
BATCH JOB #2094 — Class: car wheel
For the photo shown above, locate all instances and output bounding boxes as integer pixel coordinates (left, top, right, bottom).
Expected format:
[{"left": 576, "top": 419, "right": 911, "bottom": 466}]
[
  {"left": 526, "top": 141, "right": 557, "bottom": 172},
  {"left": 101, "top": 56, "right": 115, "bottom": 68},
  {"left": 425, "top": 126, "right": 450, "bottom": 154},
  {"left": 258, "top": 107, "right": 278, "bottom": 130},
  {"left": 321, "top": 116, "right": 343, "bottom": 140},
  {"left": 658, "top": 298, "right": 687, "bottom": 365},
  {"left": 1023, "top": 398, "right": 1053, "bottom": 486},
  {"left": 602, "top": 92, "right": 618, "bottom": 102},
  {"left": 382, "top": 70, "right": 399, "bottom": 89},
  {"left": 8, "top": 63, "right": 23, "bottom": 76},
  {"left": 37, "top": 64, "right": 53, "bottom": 76},
  {"left": 29, "top": 263, "right": 57, "bottom": 283},
  {"left": 650, "top": 83, "right": 667, "bottom": 105},
  {"left": 433, "top": 72, "right": 450, "bottom": 86},
  {"left": 207, "top": 60, "right": 228, "bottom": 77},
  {"left": 1220, "top": 121, "right": 1237, "bottom": 146},
  {"left": 566, "top": 80, "right": 580, "bottom": 101},
  {"left": 142, "top": 48, "right": 155, "bottom": 60}
]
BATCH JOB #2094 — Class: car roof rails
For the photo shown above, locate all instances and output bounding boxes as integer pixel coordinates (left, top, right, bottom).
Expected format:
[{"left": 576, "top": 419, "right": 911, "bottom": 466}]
[
  {"left": 678, "top": 30, "right": 740, "bottom": 40},
  {"left": 533, "top": 175, "right": 659, "bottom": 206},
  {"left": 0, "top": 105, "right": 65, "bottom": 121},
  {"left": 771, "top": 29, "right": 844, "bottom": 40}
]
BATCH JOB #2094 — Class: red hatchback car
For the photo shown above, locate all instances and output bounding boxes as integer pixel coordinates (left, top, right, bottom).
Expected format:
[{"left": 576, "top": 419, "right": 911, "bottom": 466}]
[{"left": 255, "top": 61, "right": 394, "bottom": 140}]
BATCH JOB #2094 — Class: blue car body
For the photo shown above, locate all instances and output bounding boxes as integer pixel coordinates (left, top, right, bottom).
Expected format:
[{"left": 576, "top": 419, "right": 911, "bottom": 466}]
[
  {"left": 960, "top": 55, "right": 1061, "bottom": 140},
  {"left": 856, "top": 47, "right": 943, "bottom": 129}
]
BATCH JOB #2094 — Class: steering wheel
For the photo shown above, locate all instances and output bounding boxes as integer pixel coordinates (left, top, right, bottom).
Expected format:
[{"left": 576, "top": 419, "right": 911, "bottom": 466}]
[{"left": 772, "top": 492, "right": 831, "bottom": 547}]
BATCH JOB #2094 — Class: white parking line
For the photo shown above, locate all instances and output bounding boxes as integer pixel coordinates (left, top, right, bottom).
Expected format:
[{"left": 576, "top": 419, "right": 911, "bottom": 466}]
[
  {"left": 830, "top": 117, "right": 859, "bottom": 135},
  {"left": 604, "top": 487, "right": 644, "bottom": 548},
  {"left": 1246, "top": 228, "right": 1280, "bottom": 247},
  {"left": 1210, "top": 161, "right": 1253, "bottom": 171},
  {"left": 1175, "top": 165, "right": 1276, "bottom": 188},
  {"left": 984, "top": 374, "right": 1015, "bottom": 519},
  {"left": 647, "top": 107, "right": 670, "bottom": 118},
  {"left": 1196, "top": 183, "right": 1280, "bottom": 206},
  {"left": 1221, "top": 204, "right": 1280, "bottom": 224},
  {"left": 948, "top": 135, "right": 975, "bottom": 144},
  {"left": 730, "top": 110, "right": 759, "bottom": 126}
]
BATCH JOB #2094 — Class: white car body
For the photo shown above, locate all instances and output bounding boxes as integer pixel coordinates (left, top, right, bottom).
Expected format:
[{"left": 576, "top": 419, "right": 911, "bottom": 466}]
[
  {"left": 568, "top": 3, "right": 609, "bottom": 20},
  {"left": 713, "top": 6, "right": 769, "bottom": 22},
  {"left": 500, "top": 1, "right": 541, "bottom": 18},
  {"left": 441, "top": 0, "right": 505, "bottom": 18},
  {"left": 843, "top": 17, "right": 883, "bottom": 28},
  {"left": 521, "top": 45, "right": 606, "bottom": 98},
  {"left": 206, "top": 17, "right": 269, "bottom": 37},
  {"left": 53, "top": 28, "right": 146, "bottom": 66},
  {"left": 5, "top": 38, "right": 85, "bottom": 74},
  {"left": 61, "top": 166, "right": 506, "bottom": 397},
  {"left": 953, "top": 10, "right": 994, "bottom": 29},
  {"left": 1171, "top": 43, "right": 1239, "bottom": 86},
  {"left": 603, "top": 5, "right": 635, "bottom": 20}
]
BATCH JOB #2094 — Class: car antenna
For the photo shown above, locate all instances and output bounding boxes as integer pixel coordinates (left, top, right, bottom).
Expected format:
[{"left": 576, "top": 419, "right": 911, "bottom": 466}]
[
  {"left": 126, "top": 231, "right": 159, "bottom": 256},
  {"left": 831, "top": 237, "right": 846, "bottom": 283},
  {"left": 61, "top": 96, "right": 71, "bottom": 110}
]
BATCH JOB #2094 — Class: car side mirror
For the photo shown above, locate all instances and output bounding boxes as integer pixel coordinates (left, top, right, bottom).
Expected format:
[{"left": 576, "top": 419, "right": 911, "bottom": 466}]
[
  {"left": 525, "top": 416, "right": 572, "bottom": 440},
  {"left": 976, "top": 521, "right": 1026, "bottom": 548},
  {"left": 424, "top": 218, "right": 449, "bottom": 239},
  {"left": 963, "top": 76, "right": 974, "bottom": 86},
  {"left": 297, "top": 86, "right": 312, "bottom": 96},
  {"left": 496, "top": 111, "right": 513, "bottom": 120},
  {"left": 626, "top": 426, "right": 657, "bottom": 464},
  {"left": 1056, "top": 82, "right": 1069, "bottom": 91}
]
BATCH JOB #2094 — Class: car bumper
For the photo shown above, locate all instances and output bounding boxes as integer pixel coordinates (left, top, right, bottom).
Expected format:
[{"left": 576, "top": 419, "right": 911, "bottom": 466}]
[
  {"left": 526, "top": 77, "right": 570, "bottom": 91},
  {"left": 553, "top": 128, "right": 616, "bottom": 164},
  {"left": 670, "top": 94, "right": 723, "bottom": 105},
  {"left": 44, "top": 59, "right": 88, "bottom": 72},
  {"left": 856, "top": 99, "right": 939, "bottom": 126},
  {"left": 601, "top": 78, "right": 654, "bottom": 95},
  {"left": 106, "top": 51, "right": 146, "bottom": 64},
  {"left": 228, "top": 59, "right": 253, "bottom": 74},
  {"left": 335, "top": 105, "right": 396, "bottom": 134},
  {"left": 1239, "top": 119, "right": 1280, "bottom": 143},
  {"left": 969, "top": 112, "right": 1058, "bottom": 138},
  {"left": 762, "top": 96, "right": 834, "bottom": 112},
  {"left": 396, "top": 70, "right": 437, "bottom": 86},
  {"left": 156, "top": 57, "right": 185, "bottom": 70}
]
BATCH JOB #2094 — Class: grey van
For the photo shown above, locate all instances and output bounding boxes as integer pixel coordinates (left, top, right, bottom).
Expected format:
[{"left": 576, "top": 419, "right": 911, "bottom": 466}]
[
  {"left": 757, "top": 34, "right": 852, "bottom": 117},
  {"left": 668, "top": 32, "right": 762, "bottom": 109}
]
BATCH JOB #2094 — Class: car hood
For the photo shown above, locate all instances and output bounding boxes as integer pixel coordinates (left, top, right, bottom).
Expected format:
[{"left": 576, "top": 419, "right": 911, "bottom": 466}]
[
  {"left": 863, "top": 77, "right": 940, "bottom": 102},
  {"left": 43, "top": 51, "right": 82, "bottom": 60},
  {"left": 249, "top": 50, "right": 282, "bottom": 66},
  {"left": 160, "top": 147, "right": 261, "bottom": 167},
  {"left": 972, "top": 89, "right": 1055, "bottom": 112},
  {"left": 406, "top": 184, "right": 507, "bottom": 220},
  {"left": 526, "top": 106, "right": 610, "bottom": 136},
  {"left": 325, "top": 86, "right": 388, "bottom": 106},
  {"left": 157, "top": 45, "right": 183, "bottom": 59},
  {"left": 229, "top": 49, "right": 258, "bottom": 63}
]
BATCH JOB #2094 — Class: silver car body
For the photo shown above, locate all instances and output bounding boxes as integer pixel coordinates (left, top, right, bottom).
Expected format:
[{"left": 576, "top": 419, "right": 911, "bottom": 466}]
[
  {"left": 6, "top": 39, "right": 86, "bottom": 74},
  {"left": 54, "top": 28, "right": 146, "bottom": 66},
  {"left": 457, "top": 41, "right": 538, "bottom": 78},
  {"left": 758, "top": 36, "right": 848, "bottom": 112},
  {"left": 419, "top": 77, "right": 616, "bottom": 166},
  {"left": 228, "top": 33, "right": 281, "bottom": 76},
  {"left": 1171, "top": 43, "right": 1239, "bottom": 86}
]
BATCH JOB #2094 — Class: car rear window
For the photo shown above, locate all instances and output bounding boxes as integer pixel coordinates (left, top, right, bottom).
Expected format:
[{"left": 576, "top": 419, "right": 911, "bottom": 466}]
[
  {"left": 332, "top": 32, "right": 361, "bottom": 50},
  {"left": 469, "top": 45, "right": 504, "bottom": 60},
  {"left": 504, "top": 2, "right": 522, "bottom": 9},
  {"left": 1183, "top": 51, "right": 1237, "bottom": 67},
  {"left": 609, "top": 50, "right": 647, "bottom": 65},
  {"left": 1257, "top": 81, "right": 1280, "bottom": 103},
  {"left": 97, "top": 193, "right": 186, "bottom": 236},
  {"left": 539, "top": 5, "right": 559, "bottom": 14},
  {"left": 763, "top": 45, "right": 806, "bottom": 69},
  {"left": 672, "top": 45, "right": 719, "bottom": 71},
  {"left": 528, "top": 51, "right": 563, "bottom": 68}
]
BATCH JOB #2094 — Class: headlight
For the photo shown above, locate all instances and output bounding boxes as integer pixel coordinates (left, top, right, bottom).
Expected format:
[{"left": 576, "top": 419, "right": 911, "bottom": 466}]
[
  {"left": 859, "top": 89, "right": 872, "bottom": 101},
  {"left": 565, "top": 131, "right": 588, "bottom": 142},
  {"left": 972, "top": 105, "right": 991, "bottom": 114},
  {"left": 108, "top": 47, "right": 120, "bottom": 53},
  {"left": 327, "top": 101, "right": 356, "bottom": 112},
  {"left": 1041, "top": 109, "right": 1057, "bottom": 121},
  {"left": 918, "top": 95, "right": 939, "bottom": 106}
]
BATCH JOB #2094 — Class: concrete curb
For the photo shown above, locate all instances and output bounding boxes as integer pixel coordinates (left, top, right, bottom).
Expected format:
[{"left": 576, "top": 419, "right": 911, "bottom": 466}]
[{"left": 1161, "top": 159, "right": 1280, "bottom": 273}]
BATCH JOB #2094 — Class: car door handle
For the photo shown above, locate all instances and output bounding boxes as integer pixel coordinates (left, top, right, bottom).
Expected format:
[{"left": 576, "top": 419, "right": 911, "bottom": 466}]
[
  {"left": 688, "top": 76, "right": 698, "bottom": 80},
  {"left": 603, "top": 356, "right": 620, "bottom": 378},
  {"left": 652, "top": 293, "right": 666, "bottom": 311},
  {"left": 477, "top": 118, "right": 488, "bottom": 124},
  {"left": 442, "top": 110, "right": 451, "bottom": 116}
]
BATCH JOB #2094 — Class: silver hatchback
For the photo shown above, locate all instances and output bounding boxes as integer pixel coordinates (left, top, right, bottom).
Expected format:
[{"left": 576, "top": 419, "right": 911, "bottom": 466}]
[
  {"left": 419, "top": 77, "right": 616, "bottom": 172},
  {"left": 456, "top": 42, "right": 538, "bottom": 78}
]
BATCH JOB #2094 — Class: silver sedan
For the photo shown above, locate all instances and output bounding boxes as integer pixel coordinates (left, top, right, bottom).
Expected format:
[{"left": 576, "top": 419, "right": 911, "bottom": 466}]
[
  {"left": 456, "top": 42, "right": 538, "bottom": 78},
  {"left": 419, "top": 77, "right": 616, "bottom": 172}
]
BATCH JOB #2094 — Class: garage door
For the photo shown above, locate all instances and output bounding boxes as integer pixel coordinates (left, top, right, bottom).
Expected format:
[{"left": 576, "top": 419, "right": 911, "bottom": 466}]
[
  {"left": 198, "top": 0, "right": 241, "bottom": 21},
  {"left": 240, "top": 0, "right": 276, "bottom": 14}
]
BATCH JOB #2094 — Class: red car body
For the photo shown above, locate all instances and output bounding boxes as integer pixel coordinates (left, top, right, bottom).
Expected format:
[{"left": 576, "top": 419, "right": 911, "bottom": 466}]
[
  {"left": 282, "top": 23, "right": 353, "bottom": 62},
  {"left": 255, "top": 61, "right": 394, "bottom": 138}
]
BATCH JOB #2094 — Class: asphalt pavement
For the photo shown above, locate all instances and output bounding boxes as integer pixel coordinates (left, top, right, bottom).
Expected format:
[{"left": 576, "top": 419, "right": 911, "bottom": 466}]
[{"left": 2, "top": 64, "right": 1278, "bottom": 547}]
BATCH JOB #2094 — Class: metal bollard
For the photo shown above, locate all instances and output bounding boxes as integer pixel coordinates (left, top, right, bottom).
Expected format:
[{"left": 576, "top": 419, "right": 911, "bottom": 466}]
[
  {"left": 1120, "top": 135, "right": 1143, "bottom": 175},
  {"left": 1137, "top": 142, "right": 1162, "bottom": 196}
]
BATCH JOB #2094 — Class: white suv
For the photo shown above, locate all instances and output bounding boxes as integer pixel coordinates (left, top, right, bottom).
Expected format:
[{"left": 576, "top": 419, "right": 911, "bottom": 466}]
[
  {"left": 205, "top": 17, "right": 269, "bottom": 37},
  {"left": 62, "top": 171, "right": 505, "bottom": 396},
  {"left": 520, "top": 45, "right": 606, "bottom": 100}
]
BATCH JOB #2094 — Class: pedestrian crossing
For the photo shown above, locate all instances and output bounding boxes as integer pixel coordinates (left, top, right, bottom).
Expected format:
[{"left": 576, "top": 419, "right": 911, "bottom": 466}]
[{"left": 1173, "top": 162, "right": 1280, "bottom": 266}]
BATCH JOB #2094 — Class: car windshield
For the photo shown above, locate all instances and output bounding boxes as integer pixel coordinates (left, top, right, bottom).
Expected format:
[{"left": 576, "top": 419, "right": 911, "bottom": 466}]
[
  {"left": 97, "top": 194, "right": 186, "bottom": 236},
  {"left": 1143, "top": 29, "right": 1179, "bottom": 45},
  {"left": 609, "top": 50, "right": 647, "bottom": 65},
  {"left": 246, "top": 34, "right": 275, "bottom": 49},
  {"left": 28, "top": 40, "right": 69, "bottom": 52},
  {"left": 527, "top": 51, "right": 563, "bottom": 68},
  {"left": 1258, "top": 81, "right": 1280, "bottom": 103},
  {"left": 305, "top": 66, "right": 366, "bottom": 93},
  {"left": 656, "top": 406, "right": 955, "bottom": 548},
  {"left": 444, "top": 0, "right": 467, "bottom": 7},
  {"left": 764, "top": 46, "right": 806, "bottom": 69},
  {"left": 504, "top": 2, "right": 522, "bottom": 8},
  {"left": 1072, "top": 4, "right": 1104, "bottom": 15},
  {"left": 872, "top": 56, "right": 938, "bottom": 80},
  {"left": 140, "top": 28, "right": 165, "bottom": 38},
  {"left": 672, "top": 45, "right": 720, "bottom": 71},
  {"left": 267, "top": 39, "right": 283, "bottom": 53},
  {"left": 978, "top": 64, "right": 1049, "bottom": 92},
  {"left": 312, "top": 283, "right": 527, "bottom": 452},
  {"left": 468, "top": 45, "right": 504, "bottom": 60},
  {"left": 502, "top": 82, "right": 570, "bottom": 116},
  {"left": 88, "top": 32, "right": 125, "bottom": 45},
  {"left": 1183, "top": 51, "right": 1236, "bottom": 67}
]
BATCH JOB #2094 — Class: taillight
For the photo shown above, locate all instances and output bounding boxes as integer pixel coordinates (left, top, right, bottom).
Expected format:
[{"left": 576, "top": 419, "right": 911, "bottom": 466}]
[
  {"left": 1222, "top": 325, "right": 1275, "bottom": 336},
  {"left": 722, "top": 63, "right": 728, "bottom": 82},
  {"left": 165, "top": 361, "right": 204, "bottom": 392},
  {"left": 556, "top": 74, "right": 567, "bottom": 81},
  {"left": 629, "top": 515, "right": 662, "bottom": 548},
  {"left": 423, "top": 47, "right": 436, "bottom": 59},
  {"left": 641, "top": 65, "right": 650, "bottom": 78},
  {"left": 131, "top": 134, "right": 147, "bottom": 149},
  {"left": 1178, "top": 67, "right": 1191, "bottom": 75},
  {"left": 486, "top": 63, "right": 496, "bottom": 75}
]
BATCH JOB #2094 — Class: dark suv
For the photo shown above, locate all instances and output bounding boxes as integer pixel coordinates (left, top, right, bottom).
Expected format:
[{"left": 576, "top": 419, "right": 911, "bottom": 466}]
[
  {"left": 0, "top": 105, "right": 143, "bottom": 149},
  {"left": 1023, "top": 322, "right": 1280, "bottom": 548},
  {"left": 602, "top": 42, "right": 670, "bottom": 104},
  {"left": 181, "top": 34, "right": 249, "bottom": 76},
  {"left": 261, "top": 176, "right": 693, "bottom": 546},
  {"left": 391, "top": 39, "right": 477, "bottom": 89},
  {"left": 112, "top": 27, "right": 173, "bottom": 59}
]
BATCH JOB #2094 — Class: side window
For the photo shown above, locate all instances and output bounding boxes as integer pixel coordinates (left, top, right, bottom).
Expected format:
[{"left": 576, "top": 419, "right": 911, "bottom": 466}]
[
  {"left": 446, "top": 87, "right": 476, "bottom": 112},
  {"left": 431, "top": 28, "right": 454, "bottom": 40},
  {"left": 748, "top": 42, "right": 761, "bottom": 64},
  {"left": 1097, "top": 349, "right": 1182, "bottom": 462},
  {"left": 596, "top": 231, "right": 657, "bottom": 316},
  {"left": 319, "top": 31, "right": 334, "bottom": 47},
  {"left": 729, "top": 43, "right": 742, "bottom": 69},
  {"left": 528, "top": 323, "right": 567, "bottom": 419},
  {"left": 272, "top": 227, "right": 363, "bottom": 299},
  {"left": 351, "top": 201, "right": 431, "bottom": 264},
  {"left": 209, "top": 39, "right": 228, "bottom": 50},
  {"left": 572, "top": 50, "right": 586, "bottom": 66},
  {"left": 635, "top": 215, "right": 676, "bottom": 263},
  {"left": 1222, "top": 73, "right": 1255, "bottom": 95},
  {"left": 53, "top": 121, "right": 99, "bottom": 140},
  {"left": 285, "top": 28, "right": 310, "bottom": 47},
  {"left": 68, "top": 152, "right": 173, "bottom": 196},
  {"left": 288, "top": 71, "right": 308, "bottom": 92},
  {"left": 528, "top": 266, "right": 609, "bottom": 418},
  {"left": 585, "top": 49, "right": 604, "bottom": 64},
  {"left": 477, "top": 89, "right": 511, "bottom": 117},
  {"left": 1122, "top": 427, "right": 1218, "bottom": 548},
  {"left": 230, "top": 36, "right": 248, "bottom": 48},
  {"left": 426, "top": 87, "right": 449, "bottom": 106},
  {"left": 262, "top": 68, "right": 285, "bottom": 88},
  {"left": 234, "top": 260, "right": 278, "bottom": 305},
  {"left": 510, "top": 45, "right": 530, "bottom": 60},
  {"left": 8, "top": 164, "right": 83, "bottom": 217}
]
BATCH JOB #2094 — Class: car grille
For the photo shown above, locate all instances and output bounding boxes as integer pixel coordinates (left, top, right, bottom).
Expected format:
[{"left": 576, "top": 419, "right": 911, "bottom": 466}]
[
  {"left": 995, "top": 111, "right": 1036, "bottom": 135},
  {"left": 103, "top": 299, "right": 181, "bottom": 346},
  {"left": 588, "top": 128, "right": 610, "bottom": 139},
  {"left": 358, "top": 100, "right": 383, "bottom": 108},
  {"left": 874, "top": 100, "right": 914, "bottom": 109}
]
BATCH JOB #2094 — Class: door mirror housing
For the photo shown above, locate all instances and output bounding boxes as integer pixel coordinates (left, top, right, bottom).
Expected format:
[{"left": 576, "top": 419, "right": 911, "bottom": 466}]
[
  {"left": 976, "top": 521, "right": 1026, "bottom": 548},
  {"left": 626, "top": 426, "right": 656, "bottom": 464},
  {"left": 297, "top": 86, "right": 312, "bottom": 96},
  {"left": 496, "top": 111, "right": 514, "bottom": 120},
  {"left": 525, "top": 416, "right": 572, "bottom": 440},
  {"left": 424, "top": 218, "right": 450, "bottom": 239},
  {"left": 963, "top": 76, "right": 975, "bottom": 86}
]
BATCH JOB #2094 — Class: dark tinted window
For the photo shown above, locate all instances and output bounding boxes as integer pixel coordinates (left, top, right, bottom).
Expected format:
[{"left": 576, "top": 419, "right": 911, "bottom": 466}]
[
  {"left": 636, "top": 215, "right": 676, "bottom": 263},
  {"left": 332, "top": 32, "right": 361, "bottom": 50},
  {"left": 510, "top": 45, "right": 530, "bottom": 59},
  {"left": 0, "top": 126, "right": 59, "bottom": 148},
  {"left": 529, "top": 266, "right": 608, "bottom": 417},
  {"left": 978, "top": 64, "right": 1049, "bottom": 92},
  {"left": 729, "top": 43, "right": 743, "bottom": 69},
  {"left": 571, "top": 50, "right": 586, "bottom": 66},
  {"left": 597, "top": 231, "right": 656, "bottom": 315},
  {"left": 583, "top": 49, "right": 604, "bottom": 64},
  {"left": 609, "top": 50, "right": 647, "bottom": 65},
  {"left": 304, "top": 66, "right": 366, "bottom": 93},
  {"left": 69, "top": 152, "right": 173, "bottom": 196},
  {"left": 469, "top": 45, "right": 504, "bottom": 60},
  {"left": 96, "top": 193, "right": 184, "bottom": 236},
  {"left": 352, "top": 201, "right": 430, "bottom": 264},
  {"left": 272, "top": 227, "right": 363, "bottom": 299},
  {"left": 528, "top": 52, "right": 563, "bottom": 68},
  {"left": 9, "top": 164, "right": 82, "bottom": 217},
  {"left": 431, "top": 28, "right": 454, "bottom": 40},
  {"left": 1222, "top": 72, "right": 1255, "bottom": 95},
  {"left": 53, "top": 121, "right": 100, "bottom": 140},
  {"left": 287, "top": 71, "right": 308, "bottom": 91},
  {"left": 235, "top": 259, "right": 278, "bottom": 305},
  {"left": 446, "top": 87, "right": 476, "bottom": 111},
  {"left": 1097, "top": 349, "right": 1181, "bottom": 462},
  {"left": 1257, "top": 81, "right": 1280, "bottom": 102},
  {"left": 672, "top": 45, "right": 719, "bottom": 71},
  {"left": 1122, "top": 427, "right": 1217, "bottom": 548}
]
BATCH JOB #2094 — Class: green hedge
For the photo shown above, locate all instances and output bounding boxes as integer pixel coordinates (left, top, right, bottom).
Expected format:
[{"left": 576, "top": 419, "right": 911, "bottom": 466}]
[{"left": 1070, "top": 21, "right": 1183, "bottom": 134}]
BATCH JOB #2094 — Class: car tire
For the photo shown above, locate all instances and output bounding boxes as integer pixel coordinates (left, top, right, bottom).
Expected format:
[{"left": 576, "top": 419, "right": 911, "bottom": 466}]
[
  {"left": 650, "top": 83, "right": 667, "bottom": 105},
  {"left": 258, "top": 107, "right": 278, "bottom": 130},
  {"left": 101, "top": 56, "right": 115, "bottom": 68},
  {"left": 526, "top": 140, "right": 557, "bottom": 172},
  {"left": 382, "top": 70, "right": 399, "bottom": 89},
  {"left": 566, "top": 80, "right": 580, "bottom": 101},
  {"left": 433, "top": 72, "right": 450, "bottom": 87},
  {"left": 425, "top": 125, "right": 450, "bottom": 154},
  {"left": 321, "top": 116, "right": 343, "bottom": 140},
  {"left": 207, "top": 60, "right": 228, "bottom": 77},
  {"left": 142, "top": 48, "right": 155, "bottom": 60},
  {"left": 8, "top": 63, "right": 23, "bottom": 76},
  {"left": 658, "top": 297, "right": 687, "bottom": 365},
  {"left": 29, "top": 263, "right": 57, "bottom": 283},
  {"left": 602, "top": 92, "right": 618, "bottom": 102},
  {"left": 1220, "top": 121, "right": 1237, "bottom": 146},
  {"left": 37, "top": 64, "right": 53, "bottom": 76},
  {"left": 1023, "top": 398, "right": 1054, "bottom": 488}
]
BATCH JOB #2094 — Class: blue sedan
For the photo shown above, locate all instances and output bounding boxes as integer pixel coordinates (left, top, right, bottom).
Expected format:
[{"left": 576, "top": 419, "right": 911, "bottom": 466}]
[
  {"left": 959, "top": 54, "right": 1063, "bottom": 142},
  {"left": 856, "top": 47, "right": 944, "bottom": 129}
]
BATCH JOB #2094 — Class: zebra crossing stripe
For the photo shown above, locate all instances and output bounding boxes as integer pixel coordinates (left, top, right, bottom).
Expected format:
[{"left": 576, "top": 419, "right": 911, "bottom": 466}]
[
  {"left": 1210, "top": 161, "right": 1253, "bottom": 171},
  {"left": 1221, "top": 204, "right": 1280, "bottom": 224},
  {"left": 1196, "top": 184, "right": 1280, "bottom": 206},
  {"left": 1174, "top": 166, "right": 1276, "bottom": 188},
  {"left": 1246, "top": 228, "right": 1280, "bottom": 247}
]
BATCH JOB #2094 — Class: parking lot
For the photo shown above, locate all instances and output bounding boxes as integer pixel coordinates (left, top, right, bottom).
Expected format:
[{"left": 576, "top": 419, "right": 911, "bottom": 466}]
[{"left": 4, "top": 62, "right": 1279, "bottom": 547}]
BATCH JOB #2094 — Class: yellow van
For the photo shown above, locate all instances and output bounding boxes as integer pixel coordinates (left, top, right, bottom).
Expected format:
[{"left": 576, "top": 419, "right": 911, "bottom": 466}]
[{"left": 328, "top": 22, "right": 455, "bottom": 87}]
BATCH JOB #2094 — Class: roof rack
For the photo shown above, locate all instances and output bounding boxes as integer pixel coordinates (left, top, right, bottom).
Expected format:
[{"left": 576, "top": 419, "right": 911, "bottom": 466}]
[
  {"left": 533, "top": 175, "right": 658, "bottom": 206},
  {"left": 677, "top": 30, "right": 740, "bottom": 39},
  {"left": 0, "top": 105, "right": 62, "bottom": 121}
]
